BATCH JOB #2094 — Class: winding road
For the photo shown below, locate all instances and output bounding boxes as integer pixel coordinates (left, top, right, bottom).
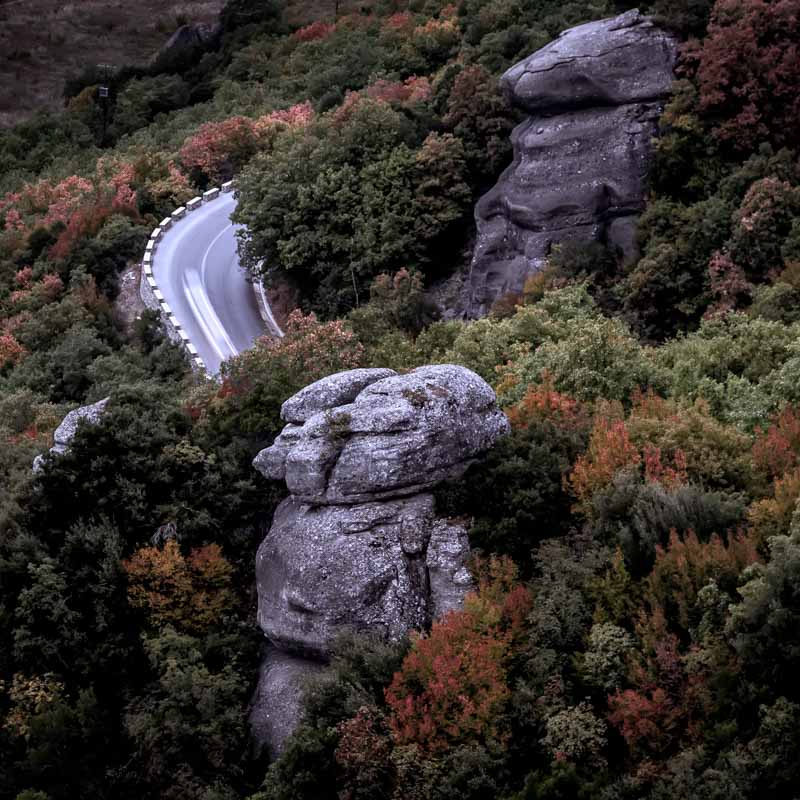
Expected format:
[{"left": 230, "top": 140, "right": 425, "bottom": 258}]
[{"left": 153, "top": 192, "right": 280, "bottom": 375}]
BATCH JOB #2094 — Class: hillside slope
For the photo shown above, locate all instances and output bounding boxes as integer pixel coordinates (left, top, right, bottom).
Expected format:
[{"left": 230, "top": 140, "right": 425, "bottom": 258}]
[{"left": 0, "top": 0, "right": 223, "bottom": 127}]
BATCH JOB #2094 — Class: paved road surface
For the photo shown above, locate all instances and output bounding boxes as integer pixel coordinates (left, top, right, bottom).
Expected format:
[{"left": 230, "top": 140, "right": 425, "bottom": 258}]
[{"left": 153, "top": 193, "right": 271, "bottom": 375}]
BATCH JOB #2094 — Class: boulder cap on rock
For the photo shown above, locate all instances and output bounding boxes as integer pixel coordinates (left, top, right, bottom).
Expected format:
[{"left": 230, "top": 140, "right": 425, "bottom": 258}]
[
  {"left": 254, "top": 364, "right": 510, "bottom": 504},
  {"left": 502, "top": 9, "right": 677, "bottom": 113},
  {"left": 281, "top": 367, "right": 397, "bottom": 424}
]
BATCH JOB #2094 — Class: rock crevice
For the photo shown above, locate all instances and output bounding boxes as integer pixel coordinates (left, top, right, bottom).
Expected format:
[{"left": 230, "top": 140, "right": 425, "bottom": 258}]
[
  {"left": 460, "top": 9, "right": 678, "bottom": 317},
  {"left": 249, "top": 365, "right": 509, "bottom": 755}
]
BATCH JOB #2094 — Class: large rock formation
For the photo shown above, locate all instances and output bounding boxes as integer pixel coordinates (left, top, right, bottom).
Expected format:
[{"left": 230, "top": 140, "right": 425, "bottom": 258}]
[
  {"left": 461, "top": 9, "right": 678, "bottom": 317},
  {"left": 32, "top": 397, "right": 110, "bottom": 473},
  {"left": 249, "top": 365, "right": 508, "bottom": 755}
]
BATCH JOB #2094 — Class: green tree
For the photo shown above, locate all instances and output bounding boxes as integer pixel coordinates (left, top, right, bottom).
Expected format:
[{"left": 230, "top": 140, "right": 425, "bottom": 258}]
[
  {"left": 111, "top": 76, "right": 191, "bottom": 139},
  {"left": 124, "top": 627, "right": 252, "bottom": 799},
  {"left": 726, "top": 516, "right": 800, "bottom": 698}
]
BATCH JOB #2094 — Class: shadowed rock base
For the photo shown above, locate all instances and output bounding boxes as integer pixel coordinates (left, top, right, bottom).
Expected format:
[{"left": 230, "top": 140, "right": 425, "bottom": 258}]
[{"left": 249, "top": 648, "right": 326, "bottom": 757}]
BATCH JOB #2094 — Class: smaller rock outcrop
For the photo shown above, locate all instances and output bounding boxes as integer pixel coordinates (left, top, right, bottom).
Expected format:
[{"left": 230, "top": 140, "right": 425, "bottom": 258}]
[
  {"left": 157, "top": 23, "right": 221, "bottom": 59},
  {"left": 249, "top": 365, "right": 508, "bottom": 755},
  {"left": 32, "top": 398, "right": 110, "bottom": 473}
]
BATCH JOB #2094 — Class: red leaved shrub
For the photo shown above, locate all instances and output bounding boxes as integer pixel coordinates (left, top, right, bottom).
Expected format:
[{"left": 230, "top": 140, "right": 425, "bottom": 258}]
[
  {"left": 385, "top": 557, "right": 531, "bottom": 753},
  {"left": 179, "top": 116, "right": 261, "bottom": 183},
  {"left": 568, "top": 418, "right": 641, "bottom": 506},
  {"left": 752, "top": 404, "right": 800, "bottom": 479},
  {"left": 690, "top": 0, "right": 800, "bottom": 151},
  {"left": 506, "top": 377, "right": 589, "bottom": 433},
  {"left": 0, "top": 332, "right": 27, "bottom": 369},
  {"left": 293, "top": 20, "right": 335, "bottom": 42}
]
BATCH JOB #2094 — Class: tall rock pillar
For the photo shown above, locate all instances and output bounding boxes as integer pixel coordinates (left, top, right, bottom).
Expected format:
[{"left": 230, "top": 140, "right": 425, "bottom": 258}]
[{"left": 249, "top": 365, "right": 509, "bottom": 755}]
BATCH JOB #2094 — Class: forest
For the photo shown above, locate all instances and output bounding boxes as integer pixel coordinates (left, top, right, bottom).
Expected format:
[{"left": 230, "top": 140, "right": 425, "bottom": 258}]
[{"left": 1, "top": 0, "right": 800, "bottom": 798}]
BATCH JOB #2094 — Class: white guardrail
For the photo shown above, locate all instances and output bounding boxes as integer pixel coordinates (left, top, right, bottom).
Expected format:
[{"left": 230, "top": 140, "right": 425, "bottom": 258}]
[{"left": 141, "top": 180, "right": 236, "bottom": 373}]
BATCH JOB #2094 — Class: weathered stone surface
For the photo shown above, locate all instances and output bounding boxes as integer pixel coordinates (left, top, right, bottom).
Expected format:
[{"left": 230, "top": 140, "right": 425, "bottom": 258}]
[
  {"left": 503, "top": 10, "right": 677, "bottom": 113},
  {"left": 281, "top": 368, "right": 396, "bottom": 424},
  {"left": 32, "top": 397, "right": 110, "bottom": 473},
  {"left": 252, "top": 423, "right": 304, "bottom": 482},
  {"left": 426, "top": 519, "right": 474, "bottom": 619},
  {"left": 257, "top": 494, "right": 435, "bottom": 658},
  {"left": 249, "top": 647, "right": 325, "bottom": 758},
  {"left": 250, "top": 365, "right": 506, "bottom": 752},
  {"left": 256, "top": 365, "right": 510, "bottom": 504},
  {"left": 461, "top": 10, "right": 677, "bottom": 317}
]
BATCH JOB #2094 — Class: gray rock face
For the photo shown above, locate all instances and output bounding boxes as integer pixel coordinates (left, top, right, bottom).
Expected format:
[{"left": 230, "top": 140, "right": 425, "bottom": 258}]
[
  {"left": 280, "top": 367, "right": 397, "bottom": 424},
  {"left": 426, "top": 519, "right": 474, "bottom": 619},
  {"left": 250, "top": 365, "right": 508, "bottom": 755},
  {"left": 257, "top": 494, "right": 435, "bottom": 657},
  {"left": 462, "top": 10, "right": 677, "bottom": 317},
  {"left": 503, "top": 10, "right": 677, "bottom": 113},
  {"left": 32, "top": 398, "right": 110, "bottom": 473}
]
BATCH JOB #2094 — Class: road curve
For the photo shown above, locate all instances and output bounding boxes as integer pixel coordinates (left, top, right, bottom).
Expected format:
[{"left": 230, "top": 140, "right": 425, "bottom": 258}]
[{"left": 153, "top": 193, "right": 267, "bottom": 375}]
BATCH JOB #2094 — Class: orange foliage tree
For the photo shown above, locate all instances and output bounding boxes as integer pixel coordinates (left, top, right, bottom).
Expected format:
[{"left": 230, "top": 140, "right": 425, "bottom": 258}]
[
  {"left": 690, "top": 0, "right": 800, "bottom": 151},
  {"left": 608, "top": 528, "right": 759, "bottom": 762},
  {"left": 568, "top": 418, "right": 641, "bottom": 508},
  {"left": 179, "top": 103, "right": 314, "bottom": 183},
  {"left": 568, "top": 397, "right": 692, "bottom": 512},
  {"left": 506, "top": 376, "right": 590, "bottom": 433},
  {"left": 385, "top": 557, "right": 531, "bottom": 753},
  {"left": 123, "top": 540, "right": 234, "bottom": 633},
  {"left": 748, "top": 466, "right": 800, "bottom": 547},
  {"left": 752, "top": 404, "right": 800, "bottom": 480},
  {"left": 0, "top": 333, "right": 27, "bottom": 370},
  {"left": 643, "top": 528, "right": 759, "bottom": 634}
]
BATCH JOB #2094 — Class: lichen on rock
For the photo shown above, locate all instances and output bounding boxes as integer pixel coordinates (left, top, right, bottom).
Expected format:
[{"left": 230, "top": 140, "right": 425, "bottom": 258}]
[{"left": 256, "top": 364, "right": 509, "bottom": 504}]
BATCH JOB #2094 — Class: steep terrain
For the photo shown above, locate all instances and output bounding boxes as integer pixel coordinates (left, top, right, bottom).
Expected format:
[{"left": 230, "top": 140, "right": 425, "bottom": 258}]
[
  {"left": 3, "top": 1, "right": 800, "bottom": 799},
  {"left": 0, "top": 0, "right": 223, "bottom": 127}
]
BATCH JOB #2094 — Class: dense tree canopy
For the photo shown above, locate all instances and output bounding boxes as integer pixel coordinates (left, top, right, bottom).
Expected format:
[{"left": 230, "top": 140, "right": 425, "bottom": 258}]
[{"left": 1, "top": 0, "right": 800, "bottom": 798}]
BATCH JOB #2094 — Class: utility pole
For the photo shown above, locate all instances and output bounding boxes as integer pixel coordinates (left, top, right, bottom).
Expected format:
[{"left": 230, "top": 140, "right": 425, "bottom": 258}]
[{"left": 97, "top": 62, "right": 114, "bottom": 147}]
